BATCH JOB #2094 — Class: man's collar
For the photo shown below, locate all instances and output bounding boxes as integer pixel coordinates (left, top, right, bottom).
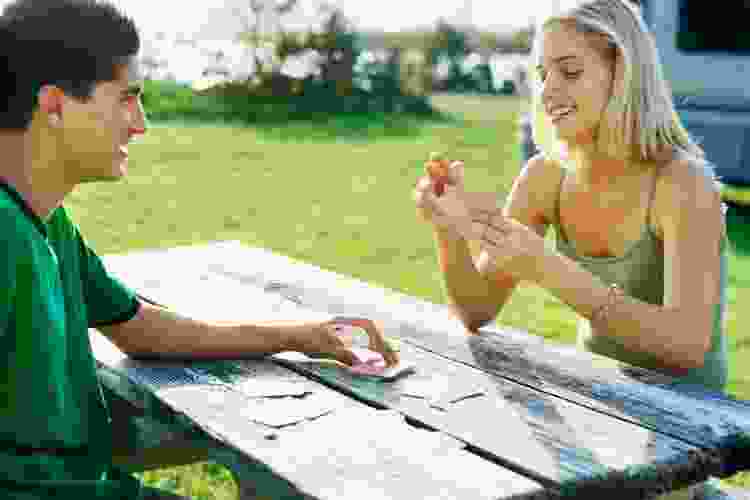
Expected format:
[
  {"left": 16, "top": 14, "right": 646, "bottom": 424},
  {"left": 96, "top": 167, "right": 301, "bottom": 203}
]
[{"left": 0, "top": 181, "right": 48, "bottom": 238}]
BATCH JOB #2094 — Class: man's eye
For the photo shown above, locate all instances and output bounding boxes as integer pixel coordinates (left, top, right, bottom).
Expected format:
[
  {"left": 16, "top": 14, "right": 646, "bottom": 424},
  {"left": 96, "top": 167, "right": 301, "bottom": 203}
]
[{"left": 564, "top": 71, "right": 582, "bottom": 80}]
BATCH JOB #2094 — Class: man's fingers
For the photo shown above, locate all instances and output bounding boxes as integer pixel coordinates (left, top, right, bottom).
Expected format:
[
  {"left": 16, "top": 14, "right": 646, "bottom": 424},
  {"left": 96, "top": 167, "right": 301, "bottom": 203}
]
[
  {"left": 331, "top": 317, "right": 374, "bottom": 329},
  {"left": 333, "top": 317, "right": 399, "bottom": 367},
  {"left": 376, "top": 338, "right": 400, "bottom": 366},
  {"left": 332, "top": 348, "right": 357, "bottom": 367}
]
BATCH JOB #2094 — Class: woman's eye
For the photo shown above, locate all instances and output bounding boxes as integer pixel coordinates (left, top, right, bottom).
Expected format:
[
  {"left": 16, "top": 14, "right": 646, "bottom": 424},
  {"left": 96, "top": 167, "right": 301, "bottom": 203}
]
[{"left": 564, "top": 71, "right": 582, "bottom": 80}]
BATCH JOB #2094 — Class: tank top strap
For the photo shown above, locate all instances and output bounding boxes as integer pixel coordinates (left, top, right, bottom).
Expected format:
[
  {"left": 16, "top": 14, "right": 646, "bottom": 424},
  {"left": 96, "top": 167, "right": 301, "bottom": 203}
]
[
  {"left": 553, "top": 165, "right": 567, "bottom": 226},
  {"left": 645, "top": 167, "right": 659, "bottom": 229}
]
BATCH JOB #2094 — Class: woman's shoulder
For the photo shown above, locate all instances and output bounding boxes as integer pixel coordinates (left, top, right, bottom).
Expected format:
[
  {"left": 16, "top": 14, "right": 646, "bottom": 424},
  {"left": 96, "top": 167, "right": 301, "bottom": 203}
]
[
  {"left": 653, "top": 151, "right": 724, "bottom": 233},
  {"left": 655, "top": 151, "right": 721, "bottom": 204},
  {"left": 504, "top": 152, "right": 566, "bottom": 226},
  {"left": 515, "top": 152, "right": 567, "bottom": 196},
  {"left": 524, "top": 151, "right": 566, "bottom": 175}
]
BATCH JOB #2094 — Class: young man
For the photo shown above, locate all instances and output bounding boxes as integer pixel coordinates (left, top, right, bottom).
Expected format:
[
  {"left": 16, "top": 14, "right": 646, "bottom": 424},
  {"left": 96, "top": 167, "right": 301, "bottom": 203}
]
[{"left": 0, "top": 1, "right": 398, "bottom": 499}]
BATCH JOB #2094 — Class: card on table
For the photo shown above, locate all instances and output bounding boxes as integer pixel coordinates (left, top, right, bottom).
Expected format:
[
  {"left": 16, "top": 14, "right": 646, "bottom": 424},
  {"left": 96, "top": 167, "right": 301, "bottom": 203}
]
[{"left": 271, "top": 347, "right": 416, "bottom": 382}]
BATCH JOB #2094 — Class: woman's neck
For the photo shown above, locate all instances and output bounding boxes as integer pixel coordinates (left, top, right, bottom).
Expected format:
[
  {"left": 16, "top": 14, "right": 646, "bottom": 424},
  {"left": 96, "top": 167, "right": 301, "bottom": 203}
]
[{"left": 569, "top": 147, "right": 650, "bottom": 189}]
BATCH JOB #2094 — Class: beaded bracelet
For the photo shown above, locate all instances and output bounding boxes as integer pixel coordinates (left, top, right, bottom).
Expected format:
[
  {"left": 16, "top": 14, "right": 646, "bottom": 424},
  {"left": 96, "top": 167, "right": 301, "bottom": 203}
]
[{"left": 591, "top": 283, "right": 625, "bottom": 325}]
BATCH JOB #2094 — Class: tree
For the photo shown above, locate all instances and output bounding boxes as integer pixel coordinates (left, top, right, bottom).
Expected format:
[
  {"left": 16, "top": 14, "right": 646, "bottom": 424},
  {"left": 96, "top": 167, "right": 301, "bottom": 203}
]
[
  {"left": 233, "top": 0, "right": 299, "bottom": 81},
  {"left": 429, "top": 19, "right": 471, "bottom": 91}
]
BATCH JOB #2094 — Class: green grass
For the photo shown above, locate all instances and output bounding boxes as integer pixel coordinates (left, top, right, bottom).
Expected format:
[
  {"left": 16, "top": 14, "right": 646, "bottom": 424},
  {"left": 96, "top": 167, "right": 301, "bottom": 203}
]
[{"left": 68, "top": 94, "right": 750, "bottom": 497}]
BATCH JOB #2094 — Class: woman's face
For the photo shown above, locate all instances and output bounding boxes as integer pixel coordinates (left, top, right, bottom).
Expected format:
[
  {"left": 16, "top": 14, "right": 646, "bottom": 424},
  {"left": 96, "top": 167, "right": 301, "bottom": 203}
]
[{"left": 536, "top": 23, "right": 616, "bottom": 148}]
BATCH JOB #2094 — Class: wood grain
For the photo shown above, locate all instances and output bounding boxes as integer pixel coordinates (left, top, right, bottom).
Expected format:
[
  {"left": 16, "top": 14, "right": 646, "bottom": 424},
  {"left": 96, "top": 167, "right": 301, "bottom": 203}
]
[
  {"left": 96, "top": 243, "right": 750, "bottom": 498},
  {"left": 92, "top": 325, "right": 542, "bottom": 500},
  {"left": 100, "top": 242, "right": 750, "bottom": 480}
]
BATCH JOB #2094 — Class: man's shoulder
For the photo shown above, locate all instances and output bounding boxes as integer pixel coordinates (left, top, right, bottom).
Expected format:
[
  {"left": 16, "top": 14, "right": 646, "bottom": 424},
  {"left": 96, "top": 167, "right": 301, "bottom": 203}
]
[
  {"left": 47, "top": 204, "right": 77, "bottom": 233},
  {"left": 0, "top": 196, "right": 40, "bottom": 243},
  {"left": 0, "top": 201, "right": 45, "bottom": 280}
]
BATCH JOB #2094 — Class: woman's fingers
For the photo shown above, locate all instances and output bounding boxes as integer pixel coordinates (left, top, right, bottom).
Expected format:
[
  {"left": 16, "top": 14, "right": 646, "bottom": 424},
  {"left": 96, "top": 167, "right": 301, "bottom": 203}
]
[
  {"left": 472, "top": 215, "right": 507, "bottom": 234},
  {"left": 446, "top": 161, "right": 465, "bottom": 187},
  {"left": 472, "top": 215, "right": 516, "bottom": 250}
]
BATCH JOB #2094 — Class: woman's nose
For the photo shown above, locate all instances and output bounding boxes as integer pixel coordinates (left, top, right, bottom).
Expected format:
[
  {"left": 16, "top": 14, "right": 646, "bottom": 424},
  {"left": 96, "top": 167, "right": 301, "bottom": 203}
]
[{"left": 540, "top": 73, "right": 562, "bottom": 103}]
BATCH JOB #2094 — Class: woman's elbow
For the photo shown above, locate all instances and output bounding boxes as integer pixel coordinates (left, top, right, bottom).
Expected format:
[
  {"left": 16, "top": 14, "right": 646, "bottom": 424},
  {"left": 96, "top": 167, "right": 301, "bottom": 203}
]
[
  {"left": 686, "top": 342, "right": 711, "bottom": 370},
  {"left": 449, "top": 306, "right": 497, "bottom": 334},
  {"left": 675, "top": 333, "right": 711, "bottom": 371}
]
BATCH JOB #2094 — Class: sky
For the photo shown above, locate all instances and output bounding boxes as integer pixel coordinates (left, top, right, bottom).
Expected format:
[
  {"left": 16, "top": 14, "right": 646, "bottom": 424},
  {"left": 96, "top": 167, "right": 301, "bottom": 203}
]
[{"left": 0, "top": 0, "right": 549, "bottom": 38}]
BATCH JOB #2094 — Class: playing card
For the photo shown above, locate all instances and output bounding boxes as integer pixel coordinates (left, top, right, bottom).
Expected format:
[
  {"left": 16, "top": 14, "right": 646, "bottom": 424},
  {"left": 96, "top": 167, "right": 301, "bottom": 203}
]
[{"left": 271, "top": 349, "right": 416, "bottom": 382}]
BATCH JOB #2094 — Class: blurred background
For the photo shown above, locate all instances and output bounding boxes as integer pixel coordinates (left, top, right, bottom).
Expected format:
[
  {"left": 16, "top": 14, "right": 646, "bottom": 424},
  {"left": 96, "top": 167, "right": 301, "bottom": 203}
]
[
  {"left": 113, "top": 0, "right": 536, "bottom": 95},
  {"left": 2, "top": 0, "right": 747, "bottom": 498}
]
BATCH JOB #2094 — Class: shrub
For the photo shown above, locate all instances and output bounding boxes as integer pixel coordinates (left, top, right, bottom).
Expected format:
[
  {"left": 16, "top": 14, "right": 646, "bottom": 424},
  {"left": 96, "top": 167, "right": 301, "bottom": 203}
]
[{"left": 141, "top": 78, "right": 441, "bottom": 126}]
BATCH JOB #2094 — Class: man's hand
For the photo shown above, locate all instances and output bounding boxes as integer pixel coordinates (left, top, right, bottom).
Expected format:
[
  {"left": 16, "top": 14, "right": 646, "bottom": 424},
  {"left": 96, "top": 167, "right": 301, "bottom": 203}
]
[{"left": 287, "top": 317, "right": 400, "bottom": 367}]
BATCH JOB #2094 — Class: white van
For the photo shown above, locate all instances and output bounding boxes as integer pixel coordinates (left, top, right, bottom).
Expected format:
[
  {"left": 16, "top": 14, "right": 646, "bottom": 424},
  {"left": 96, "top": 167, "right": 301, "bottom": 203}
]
[{"left": 641, "top": 0, "right": 750, "bottom": 202}]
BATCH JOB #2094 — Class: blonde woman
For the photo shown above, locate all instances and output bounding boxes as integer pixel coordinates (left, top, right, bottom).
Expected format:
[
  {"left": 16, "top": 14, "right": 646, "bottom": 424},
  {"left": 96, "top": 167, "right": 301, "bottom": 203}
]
[{"left": 415, "top": 1, "right": 729, "bottom": 498}]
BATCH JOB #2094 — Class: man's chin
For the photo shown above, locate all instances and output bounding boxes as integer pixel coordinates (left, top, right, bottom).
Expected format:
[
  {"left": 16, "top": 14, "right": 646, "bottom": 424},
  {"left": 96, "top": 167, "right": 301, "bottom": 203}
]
[{"left": 79, "top": 167, "right": 127, "bottom": 184}]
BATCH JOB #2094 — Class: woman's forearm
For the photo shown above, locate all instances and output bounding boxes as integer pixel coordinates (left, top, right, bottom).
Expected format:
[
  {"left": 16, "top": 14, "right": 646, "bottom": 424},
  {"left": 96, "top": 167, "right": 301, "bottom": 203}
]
[
  {"left": 434, "top": 227, "right": 514, "bottom": 330},
  {"left": 533, "top": 250, "right": 710, "bottom": 372}
]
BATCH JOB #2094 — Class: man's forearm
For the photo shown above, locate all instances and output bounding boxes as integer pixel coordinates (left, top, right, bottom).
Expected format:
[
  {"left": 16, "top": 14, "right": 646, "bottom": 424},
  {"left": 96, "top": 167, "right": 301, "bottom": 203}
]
[{"left": 100, "top": 302, "right": 313, "bottom": 359}]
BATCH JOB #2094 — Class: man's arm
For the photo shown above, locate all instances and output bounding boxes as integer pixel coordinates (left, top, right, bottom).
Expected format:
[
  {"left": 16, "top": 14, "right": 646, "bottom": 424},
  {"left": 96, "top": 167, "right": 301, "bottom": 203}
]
[
  {"left": 97, "top": 301, "right": 400, "bottom": 367},
  {"left": 97, "top": 300, "right": 323, "bottom": 360}
]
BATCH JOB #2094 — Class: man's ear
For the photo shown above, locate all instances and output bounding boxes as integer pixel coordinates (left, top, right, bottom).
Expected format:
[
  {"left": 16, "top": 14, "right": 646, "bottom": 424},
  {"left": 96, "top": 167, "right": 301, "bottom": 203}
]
[{"left": 37, "top": 85, "right": 65, "bottom": 127}]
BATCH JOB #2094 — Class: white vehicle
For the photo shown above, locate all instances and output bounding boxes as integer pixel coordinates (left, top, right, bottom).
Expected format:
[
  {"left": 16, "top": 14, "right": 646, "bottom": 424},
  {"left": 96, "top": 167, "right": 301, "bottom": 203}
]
[{"left": 641, "top": 0, "right": 750, "bottom": 199}]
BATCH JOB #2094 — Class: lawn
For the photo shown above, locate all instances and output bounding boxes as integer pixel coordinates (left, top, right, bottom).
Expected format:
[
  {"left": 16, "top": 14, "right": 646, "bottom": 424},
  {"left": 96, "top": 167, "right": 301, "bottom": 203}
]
[{"left": 69, "top": 94, "right": 750, "bottom": 497}]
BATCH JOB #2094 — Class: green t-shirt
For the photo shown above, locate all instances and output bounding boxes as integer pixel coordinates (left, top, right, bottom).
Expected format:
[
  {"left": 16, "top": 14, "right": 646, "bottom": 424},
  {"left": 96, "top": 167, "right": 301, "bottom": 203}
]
[{"left": 0, "top": 182, "right": 144, "bottom": 499}]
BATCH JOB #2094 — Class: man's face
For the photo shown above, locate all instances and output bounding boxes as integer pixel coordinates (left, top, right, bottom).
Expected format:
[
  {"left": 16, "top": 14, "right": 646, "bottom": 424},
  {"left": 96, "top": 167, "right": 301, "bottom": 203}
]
[{"left": 57, "top": 58, "right": 147, "bottom": 183}]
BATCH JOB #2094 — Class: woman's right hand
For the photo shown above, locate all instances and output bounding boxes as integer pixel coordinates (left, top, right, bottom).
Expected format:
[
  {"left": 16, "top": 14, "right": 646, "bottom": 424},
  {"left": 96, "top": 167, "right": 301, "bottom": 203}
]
[{"left": 413, "top": 157, "right": 467, "bottom": 231}]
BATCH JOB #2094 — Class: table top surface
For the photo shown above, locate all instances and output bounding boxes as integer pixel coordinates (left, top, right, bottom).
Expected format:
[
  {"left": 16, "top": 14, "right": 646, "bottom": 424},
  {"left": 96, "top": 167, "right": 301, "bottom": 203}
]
[{"left": 91, "top": 241, "right": 750, "bottom": 500}]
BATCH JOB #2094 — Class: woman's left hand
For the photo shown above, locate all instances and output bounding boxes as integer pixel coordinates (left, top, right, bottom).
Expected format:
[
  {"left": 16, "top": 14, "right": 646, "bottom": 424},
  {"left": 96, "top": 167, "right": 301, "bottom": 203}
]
[
  {"left": 426, "top": 188, "right": 552, "bottom": 282},
  {"left": 473, "top": 210, "right": 551, "bottom": 283}
]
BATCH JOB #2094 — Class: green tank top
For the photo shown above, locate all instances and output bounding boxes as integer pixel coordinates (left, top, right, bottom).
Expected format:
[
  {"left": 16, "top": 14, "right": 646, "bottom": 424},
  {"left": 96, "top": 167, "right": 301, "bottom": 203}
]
[{"left": 552, "top": 168, "right": 729, "bottom": 393}]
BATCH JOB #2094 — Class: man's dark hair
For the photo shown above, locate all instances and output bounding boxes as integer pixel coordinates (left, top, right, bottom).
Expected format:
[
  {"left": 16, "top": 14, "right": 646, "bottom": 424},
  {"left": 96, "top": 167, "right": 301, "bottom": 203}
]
[{"left": 0, "top": 0, "right": 140, "bottom": 130}]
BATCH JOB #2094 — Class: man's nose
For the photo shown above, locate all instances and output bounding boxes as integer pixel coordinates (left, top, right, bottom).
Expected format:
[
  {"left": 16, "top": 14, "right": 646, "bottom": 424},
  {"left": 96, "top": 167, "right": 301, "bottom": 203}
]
[{"left": 128, "top": 97, "right": 148, "bottom": 136}]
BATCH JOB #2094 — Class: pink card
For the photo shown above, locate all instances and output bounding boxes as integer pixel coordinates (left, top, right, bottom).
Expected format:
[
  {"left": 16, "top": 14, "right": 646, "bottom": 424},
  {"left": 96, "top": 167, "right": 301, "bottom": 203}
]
[
  {"left": 350, "top": 347, "right": 385, "bottom": 365},
  {"left": 346, "top": 347, "right": 416, "bottom": 381}
]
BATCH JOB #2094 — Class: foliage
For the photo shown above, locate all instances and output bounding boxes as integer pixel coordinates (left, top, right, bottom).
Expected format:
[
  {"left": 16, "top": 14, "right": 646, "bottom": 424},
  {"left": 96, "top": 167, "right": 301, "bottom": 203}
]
[
  {"left": 141, "top": 78, "right": 440, "bottom": 125},
  {"left": 188, "top": 5, "right": 437, "bottom": 119}
]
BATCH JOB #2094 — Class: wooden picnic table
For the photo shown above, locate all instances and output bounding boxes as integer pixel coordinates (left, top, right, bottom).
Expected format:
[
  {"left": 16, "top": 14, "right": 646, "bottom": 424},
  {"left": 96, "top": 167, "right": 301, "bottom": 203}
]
[{"left": 90, "top": 241, "right": 750, "bottom": 500}]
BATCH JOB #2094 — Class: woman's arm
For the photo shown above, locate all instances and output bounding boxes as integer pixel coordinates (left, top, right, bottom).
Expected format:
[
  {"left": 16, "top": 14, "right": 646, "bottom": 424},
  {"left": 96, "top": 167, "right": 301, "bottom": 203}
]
[
  {"left": 531, "top": 159, "right": 724, "bottom": 373},
  {"left": 440, "top": 154, "right": 560, "bottom": 331}
]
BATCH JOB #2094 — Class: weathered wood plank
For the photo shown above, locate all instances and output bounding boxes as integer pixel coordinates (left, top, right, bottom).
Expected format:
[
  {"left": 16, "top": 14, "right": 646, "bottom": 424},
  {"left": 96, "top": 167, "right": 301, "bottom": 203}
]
[
  {"left": 100, "top": 241, "right": 750, "bottom": 483},
  {"left": 99, "top": 248, "right": 735, "bottom": 499},
  {"left": 91, "top": 329, "right": 543, "bottom": 500},
  {"left": 272, "top": 342, "right": 712, "bottom": 495}
]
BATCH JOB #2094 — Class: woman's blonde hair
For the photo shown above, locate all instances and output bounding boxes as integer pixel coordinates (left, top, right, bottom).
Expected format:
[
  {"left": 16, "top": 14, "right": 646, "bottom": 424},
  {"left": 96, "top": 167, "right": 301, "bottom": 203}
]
[{"left": 529, "top": 0, "right": 709, "bottom": 170}]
